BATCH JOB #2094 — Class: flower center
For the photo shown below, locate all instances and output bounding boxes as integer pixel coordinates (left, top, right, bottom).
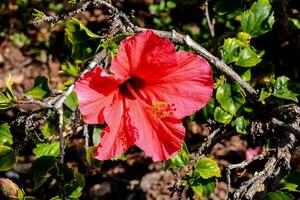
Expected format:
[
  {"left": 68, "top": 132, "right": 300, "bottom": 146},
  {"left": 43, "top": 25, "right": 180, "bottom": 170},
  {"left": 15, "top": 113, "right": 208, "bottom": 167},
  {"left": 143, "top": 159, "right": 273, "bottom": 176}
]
[
  {"left": 146, "top": 101, "right": 176, "bottom": 118},
  {"left": 124, "top": 81, "right": 175, "bottom": 119}
]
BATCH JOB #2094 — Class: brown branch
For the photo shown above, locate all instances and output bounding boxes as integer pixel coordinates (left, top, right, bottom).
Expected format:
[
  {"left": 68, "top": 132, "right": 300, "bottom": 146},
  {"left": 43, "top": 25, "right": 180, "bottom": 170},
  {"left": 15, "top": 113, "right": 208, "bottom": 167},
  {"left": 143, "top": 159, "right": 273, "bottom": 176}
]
[{"left": 204, "top": 0, "right": 215, "bottom": 37}]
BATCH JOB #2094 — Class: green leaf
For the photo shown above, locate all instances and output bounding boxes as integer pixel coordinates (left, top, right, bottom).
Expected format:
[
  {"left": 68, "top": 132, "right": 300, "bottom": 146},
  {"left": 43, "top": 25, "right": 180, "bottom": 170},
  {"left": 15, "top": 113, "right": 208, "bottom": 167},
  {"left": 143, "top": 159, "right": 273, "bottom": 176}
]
[
  {"left": 102, "top": 39, "right": 119, "bottom": 57},
  {"left": 200, "top": 98, "right": 215, "bottom": 119},
  {"left": 241, "top": 0, "right": 275, "bottom": 37},
  {"left": 273, "top": 76, "right": 298, "bottom": 102},
  {"left": 236, "top": 47, "right": 263, "bottom": 67},
  {"left": 259, "top": 88, "right": 272, "bottom": 104},
  {"left": 65, "top": 18, "right": 101, "bottom": 60},
  {"left": 290, "top": 18, "right": 300, "bottom": 29},
  {"left": 92, "top": 126, "right": 102, "bottom": 146},
  {"left": 33, "top": 141, "right": 60, "bottom": 158},
  {"left": 191, "top": 178, "right": 216, "bottom": 198},
  {"left": 32, "top": 9, "right": 46, "bottom": 19},
  {"left": 279, "top": 171, "right": 300, "bottom": 192},
  {"left": 240, "top": 68, "right": 251, "bottom": 81},
  {"left": 61, "top": 62, "right": 80, "bottom": 78},
  {"left": 165, "top": 143, "right": 189, "bottom": 169},
  {"left": 0, "top": 122, "right": 13, "bottom": 146},
  {"left": 214, "top": 106, "right": 233, "bottom": 124},
  {"left": 221, "top": 38, "right": 245, "bottom": 64},
  {"left": 6, "top": 74, "right": 14, "bottom": 98},
  {"left": 64, "top": 92, "right": 79, "bottom": 112},
  {"left": 0, "top": 145, "right": 16, "bottom": 171},
  {"left": 0, "top": 92, "right": 13, "bottom": 110},
  {"left": 216, "top": 83, "right": 246, "bottom": 115},
  {"left": 30, "top": 156, "right": 57, "bottom": 190},
  {"left": 64, "top": 171, "right": 85, "bottom": 199},
  {"left": 26, "top": 76, "right": 51, "bottom": 99},
  {"left": 265, "top": 191, "right": 295, "bottom": 200},
  {"left": 194, "top": 158, "right": 221, "bottom": 179},
  {"left": 231, "top": 116, "right": 250, "bottom": 134}
]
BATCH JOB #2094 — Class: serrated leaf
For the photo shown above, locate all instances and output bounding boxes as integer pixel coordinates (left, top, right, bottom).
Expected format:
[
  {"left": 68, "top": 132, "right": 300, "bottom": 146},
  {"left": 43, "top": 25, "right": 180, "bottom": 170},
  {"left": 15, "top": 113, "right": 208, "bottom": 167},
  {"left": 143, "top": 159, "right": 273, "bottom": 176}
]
[
  {"left": 33, "top": 141, "right": 60, "bottom": 158},
  {"left": 241, "top": 0, "right": 275, "bottom": 37},
  {"left": 26, "top": 76, "right": 51, "bottom": 99},
  {"left": 214, "top": 106, "right": 233, "bottom": 124},
  {"left": 0, "top": 122, "right": 13, "bottom": 146},
  {"left": 0, "top": 145, "right": 16, "bottom": 171},
  {"left": 165, "top": 143, "right": 189, "bottom": 169},
  {"left": 30, "top": 156, "right": 57, "bottom": 190},
  {"left": 191, "top": 178, "right": 216, "bottom": 198},
  {"left": 216, "top": 83, "right": 246, "bottom": 115},
  {"left": 273, "top": 76, "right": 298, "bottom": 102},
  {"left": 194, "top": 158, "right": 221, "bottom": 179},
  {"left": 64, "top": 92, "right": 79, "bottom": 112},
  {"left": 231, "top": 116, "right": 250, "bottom": 134},
  {"left": 65, "top": 18, "right": 101, "bottom": 60},
  {"left": 265, "top": 191, "right": 295, "bottom": 200},
  {"left": 236, "top": 47, "right": 263, "bottom": 67},
  {"left": 279, "top": 171, "right": 300, "bottom": 192}
]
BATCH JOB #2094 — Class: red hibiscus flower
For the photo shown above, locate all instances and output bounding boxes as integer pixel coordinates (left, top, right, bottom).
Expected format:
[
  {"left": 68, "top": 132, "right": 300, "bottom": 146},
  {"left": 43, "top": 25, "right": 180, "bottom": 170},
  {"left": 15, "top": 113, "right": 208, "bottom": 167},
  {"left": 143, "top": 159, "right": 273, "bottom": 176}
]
[{"left": 74, "top": 30, "right": 213, "bottom": 161}]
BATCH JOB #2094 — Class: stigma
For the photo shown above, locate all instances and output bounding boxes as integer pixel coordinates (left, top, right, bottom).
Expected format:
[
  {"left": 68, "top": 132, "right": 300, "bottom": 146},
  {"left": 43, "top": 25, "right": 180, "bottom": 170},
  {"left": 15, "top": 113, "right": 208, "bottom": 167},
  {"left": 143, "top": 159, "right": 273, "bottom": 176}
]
[{"left": 147, "top": 101, "right": 176, "bottom": 118}]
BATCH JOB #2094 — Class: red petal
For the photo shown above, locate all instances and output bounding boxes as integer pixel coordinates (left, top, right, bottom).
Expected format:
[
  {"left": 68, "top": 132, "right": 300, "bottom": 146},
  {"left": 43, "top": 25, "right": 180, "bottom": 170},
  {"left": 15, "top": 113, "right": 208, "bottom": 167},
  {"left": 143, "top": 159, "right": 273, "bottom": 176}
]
[
  {"left": 94, "top": 93, "right": 137, "bottom": 160},
  {"left": 74, "top": 66, "right": 120, "bottom": 124},
  {"left": 110, "top": 30, "right": 177, "bottom": 80},
  {"left": 126, "top": 98, "right": 185, "bottom": 161},
  {"left": 135, "top": 51, "right": 213, "bottom": 119}
]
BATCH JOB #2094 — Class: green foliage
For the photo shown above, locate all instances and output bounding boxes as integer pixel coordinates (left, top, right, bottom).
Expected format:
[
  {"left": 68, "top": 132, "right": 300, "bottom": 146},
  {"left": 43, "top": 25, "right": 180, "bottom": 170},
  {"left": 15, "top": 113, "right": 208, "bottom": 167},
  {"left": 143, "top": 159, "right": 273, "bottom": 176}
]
[
  {"left": 193, "top": 158, "right": 221, "bottom": 179},
  {"left": 33, "top": 141, "right": 60, "bottom": 158},
  {"left": 64, "top": 92, "right": 79, "bottom": 112},
  {"left": 231, "top": 116, "right": 250, "bottom": 134},
  {"left": 149, "top": 1, "right": 176, "bottom": 28},
  {"left": 241, "top": 0, "right": 275, "bottom": 37},
  {"left": 191, "top": 178, "right": 216, "bottom": 198},
  {"left": 0, "top": 122, "right": 13, "bottom": 146},
  {"left": 32, "top": 9, "right": 46, "bottom": 20},
  {"left": 216, "top": 82, "right": 246, "bottom": 115},
  {"left": 0, "top": 123, "right": 15, "bottom": 171},
  {"left": 183, "top": 158, "right": 220, "bottom": 198},
  {"left": 64, "top": 171, "right": 85, "bottom": 199},
  {"left": 10, "top": 32, "right": 31, "bottom": 48},
  {"left": 92, "top": 126, "right": 102, "bottom": 146},
  {"left": 273, "top": 76, "right": 298, "bottom": 102},
  {"left": 213, "top": 106, "right": 233, "bottom": 124},
  {"left": 279, "top": 171, "right": 300, "bottom": 192},
  {"left": 65, "top": 18, "right": 101, "bottom": 60},
  {"left": 165, "top": 143, "right": 189, "bottom": 169},
  {"left": 0, "top": 74, "right": 16, "bottom": 110},
  {"left": 265, "top": 191, "right": 295, "bottom": 200},
  {"left": 30, "top": 156, "right": 57, "bottom": 190},
  {"left": 26, "top": 76, "right": 51, "bottom": 99},
  {"left": 0, "top": 145, "right": 16, "bottom": 171},
  {"left": 221, "top": 34, "right": 263, "bottom": 67},
  {"left": 61, "top": 62, "right": 80, "bottom": 78}
]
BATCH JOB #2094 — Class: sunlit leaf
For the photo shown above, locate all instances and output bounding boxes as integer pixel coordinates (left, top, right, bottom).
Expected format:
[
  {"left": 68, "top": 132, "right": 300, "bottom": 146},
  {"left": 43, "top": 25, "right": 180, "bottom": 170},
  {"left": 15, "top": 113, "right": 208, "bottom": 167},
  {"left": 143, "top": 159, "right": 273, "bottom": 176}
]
[
  {"left": 241, "top": 0, "right": 275, "bottom": 37},
  {"left": 33, "top": 141, "right": 60, "bottom": 158},
  {"left": 26, "top": 76, "right": 51, "bottom": 99}
]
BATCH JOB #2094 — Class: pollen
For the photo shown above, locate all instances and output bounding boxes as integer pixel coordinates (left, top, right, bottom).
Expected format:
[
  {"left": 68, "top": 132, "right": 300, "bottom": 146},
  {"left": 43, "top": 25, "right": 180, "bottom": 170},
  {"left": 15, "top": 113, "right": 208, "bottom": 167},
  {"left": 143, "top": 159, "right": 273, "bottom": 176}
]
[{"left": 147, "top": 101, "right": 176, "bottom": 118}]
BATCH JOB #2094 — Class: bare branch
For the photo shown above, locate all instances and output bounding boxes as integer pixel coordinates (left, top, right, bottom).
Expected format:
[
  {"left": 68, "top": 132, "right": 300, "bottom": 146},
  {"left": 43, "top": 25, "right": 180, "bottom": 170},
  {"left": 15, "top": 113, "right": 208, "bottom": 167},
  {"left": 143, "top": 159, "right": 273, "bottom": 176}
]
[{"left": 204, "top": 0, "right": 215, "bottom": 37}]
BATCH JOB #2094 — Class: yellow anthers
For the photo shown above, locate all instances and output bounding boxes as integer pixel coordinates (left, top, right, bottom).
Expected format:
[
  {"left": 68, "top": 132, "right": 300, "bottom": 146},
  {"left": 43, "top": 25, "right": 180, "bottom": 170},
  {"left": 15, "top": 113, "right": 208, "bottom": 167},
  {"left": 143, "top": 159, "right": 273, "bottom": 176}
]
[{"left": 147, "top": 101, "right": 175, "bottom": 118}]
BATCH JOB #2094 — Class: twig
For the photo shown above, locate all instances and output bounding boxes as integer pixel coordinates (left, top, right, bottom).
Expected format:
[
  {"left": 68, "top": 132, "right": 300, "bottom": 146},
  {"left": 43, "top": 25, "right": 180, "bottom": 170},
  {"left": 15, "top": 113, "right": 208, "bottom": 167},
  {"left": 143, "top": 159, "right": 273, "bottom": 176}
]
[
  {"left": 33, "top": 1, "right": 93, "bottom": 26},
  {"left": 227, "top": 153, "right": 265, "bottom": 194},
  {"left": 204, "top": 0, "right": 215, "bottom": 37},
  {"left": 83, "top": 123, "right": 89, "bottom": 151},
  {"left": 271, "top": 118, "right": 300, "bottom": 138},
  {"left": 58, "top": 107, "right": 65, "bottom": 164}
]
